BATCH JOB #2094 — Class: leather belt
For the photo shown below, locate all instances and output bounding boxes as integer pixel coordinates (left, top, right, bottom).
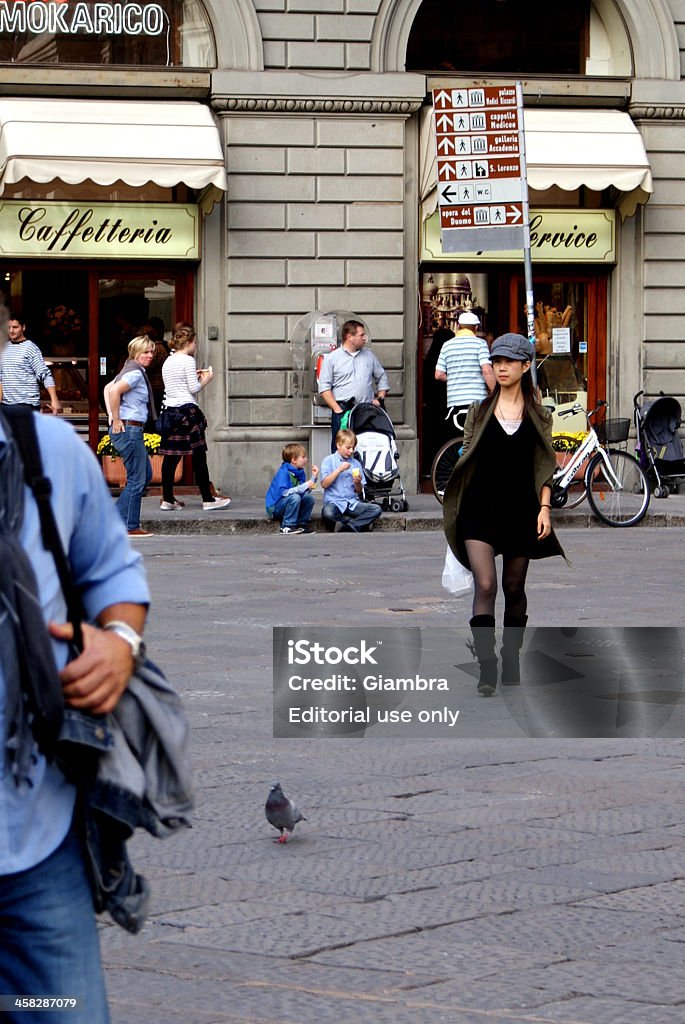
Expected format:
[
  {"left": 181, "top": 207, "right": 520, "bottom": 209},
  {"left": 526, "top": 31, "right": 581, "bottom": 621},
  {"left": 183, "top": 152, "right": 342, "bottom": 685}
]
[{"left": 121, "top": 419, "right": 145, "bottom": 427}]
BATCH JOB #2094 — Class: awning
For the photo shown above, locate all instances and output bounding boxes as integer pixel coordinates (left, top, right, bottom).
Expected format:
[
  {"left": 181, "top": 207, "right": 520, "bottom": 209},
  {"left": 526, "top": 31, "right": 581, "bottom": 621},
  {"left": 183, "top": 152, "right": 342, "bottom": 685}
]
[
  {"left": 420, "top": 107, "right": 653, "bottom": 222},
  {"left": 0, "top": 98, "right": 227, "bottom": 212}
]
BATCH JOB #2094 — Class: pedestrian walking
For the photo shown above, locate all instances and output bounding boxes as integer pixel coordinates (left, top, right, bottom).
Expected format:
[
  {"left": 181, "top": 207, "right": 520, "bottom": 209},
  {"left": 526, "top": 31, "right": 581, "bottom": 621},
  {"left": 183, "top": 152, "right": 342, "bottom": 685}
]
[
  {"left": 158, "top": 322, "right": 230, "bottom": 512},
  {"left": 318, "top": 319, "right": 389, "bottom": 452},
  {"left": 0, "top": 365, "right": 149, "bottom": 1022},
  {"left": 442, "top": 332, "right": 565, "bottom": 696},
  {"left": 0, "top": 314, "right": 62, "bottom": 414},
  {"left": 435, "top": 310, "right": 495, "bottom": 439},
  {"left": 104, "top": 335, "right": 157, "bottom": 538}
]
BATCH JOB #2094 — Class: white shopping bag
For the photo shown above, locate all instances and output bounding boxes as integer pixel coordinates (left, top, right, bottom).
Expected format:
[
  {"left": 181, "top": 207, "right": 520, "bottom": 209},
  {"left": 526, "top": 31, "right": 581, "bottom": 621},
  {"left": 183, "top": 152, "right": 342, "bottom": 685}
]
[{"left": 442, "top": 546, "right": 474, "bottom": 596}]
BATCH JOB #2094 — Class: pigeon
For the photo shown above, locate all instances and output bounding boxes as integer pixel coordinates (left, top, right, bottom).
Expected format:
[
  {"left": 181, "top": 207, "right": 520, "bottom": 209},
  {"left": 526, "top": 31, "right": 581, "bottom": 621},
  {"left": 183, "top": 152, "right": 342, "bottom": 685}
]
[{"left": 265, "top": 781, "right": 306, "bottom": 843}]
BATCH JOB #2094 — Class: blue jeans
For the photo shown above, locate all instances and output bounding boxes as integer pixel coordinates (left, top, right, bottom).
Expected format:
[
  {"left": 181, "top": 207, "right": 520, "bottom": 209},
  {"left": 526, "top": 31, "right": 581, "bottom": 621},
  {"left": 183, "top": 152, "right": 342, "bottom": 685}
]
[
  {"left": 111, "top": 425, "right": 152, "bottom": 531},
  {"left": 0, "top": 826, "right": 110, "bottom": 1024},
  {"left": 270, "top": 491, "right": 315, "bottom": 529},
  {"left": 322, "top": 500, "right": 382, "bottom": 532}
]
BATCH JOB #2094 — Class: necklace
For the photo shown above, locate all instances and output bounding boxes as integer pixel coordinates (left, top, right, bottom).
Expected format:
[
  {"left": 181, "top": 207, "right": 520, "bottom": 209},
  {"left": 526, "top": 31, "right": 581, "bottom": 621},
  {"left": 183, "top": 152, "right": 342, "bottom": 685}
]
[{"left": 495, "top": 398, "right": 523, "bottom": 421}]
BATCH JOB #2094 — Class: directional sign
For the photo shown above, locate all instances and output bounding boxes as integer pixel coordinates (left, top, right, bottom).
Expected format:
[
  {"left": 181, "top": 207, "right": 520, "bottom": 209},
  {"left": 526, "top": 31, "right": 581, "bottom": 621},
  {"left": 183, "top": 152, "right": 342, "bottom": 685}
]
[{"left": 433, "top": 83, "right": 529, "bottom": 253}]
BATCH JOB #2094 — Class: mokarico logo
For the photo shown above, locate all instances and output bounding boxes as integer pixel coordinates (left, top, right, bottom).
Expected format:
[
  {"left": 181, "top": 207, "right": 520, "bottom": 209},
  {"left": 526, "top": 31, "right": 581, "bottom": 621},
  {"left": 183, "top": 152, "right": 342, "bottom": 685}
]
[{"left": 287, "top": 639, "right": 378, "bottom": 666}]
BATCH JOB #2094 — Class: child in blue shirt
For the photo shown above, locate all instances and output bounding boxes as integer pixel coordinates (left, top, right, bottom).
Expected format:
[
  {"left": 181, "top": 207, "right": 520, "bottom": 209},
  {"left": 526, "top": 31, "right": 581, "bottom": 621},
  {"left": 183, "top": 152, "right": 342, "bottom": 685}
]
[
  {"left": 265, "top": 443, "right": 318, "bottom": 534},
  {"left": 320, "top": 428, "right": 383, "bottom": 532}
]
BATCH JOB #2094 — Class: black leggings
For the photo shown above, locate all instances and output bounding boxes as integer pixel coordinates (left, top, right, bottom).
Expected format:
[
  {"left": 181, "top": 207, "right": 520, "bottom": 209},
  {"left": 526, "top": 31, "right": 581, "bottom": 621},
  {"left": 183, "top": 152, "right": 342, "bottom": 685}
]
[
  {"left": 464, "top": 539, "right": 529, "bottom": 619},
  {"left": 162, "top": 450, "right": 212, "bottom": 503}
]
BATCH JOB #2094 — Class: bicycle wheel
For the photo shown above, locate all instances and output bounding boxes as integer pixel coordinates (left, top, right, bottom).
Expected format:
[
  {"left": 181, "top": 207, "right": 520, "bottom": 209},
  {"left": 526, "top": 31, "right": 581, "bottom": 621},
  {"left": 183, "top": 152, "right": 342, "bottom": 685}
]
[
  {"left": 552, "top": 435, "right": 587, "bottom": 509},
  {"left": 431, "top": 438, "right": 462, "bottom": 503},
  {"left": 585, "top": 449, "right": 650, "bottom": 526}
]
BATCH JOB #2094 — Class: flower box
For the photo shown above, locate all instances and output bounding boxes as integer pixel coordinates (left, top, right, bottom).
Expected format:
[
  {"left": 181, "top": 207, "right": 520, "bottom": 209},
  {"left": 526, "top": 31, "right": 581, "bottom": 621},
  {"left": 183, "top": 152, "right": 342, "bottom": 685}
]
[{"left": 101, "top": 453, "right": 182, "bottom": 487}]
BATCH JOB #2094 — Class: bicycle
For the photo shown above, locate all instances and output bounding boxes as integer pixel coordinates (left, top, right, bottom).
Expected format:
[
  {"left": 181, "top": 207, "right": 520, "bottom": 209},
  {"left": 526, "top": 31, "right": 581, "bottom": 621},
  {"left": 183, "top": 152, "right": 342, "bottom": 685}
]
[
  {"left": 552, "top": 401, "right": 651, "bottom": 526},
  {"left": 432, "top": 400, "right": 651, "bottom": 527},
  {"left": 430, "top": 405, "right": 469, "bottom": 503}
]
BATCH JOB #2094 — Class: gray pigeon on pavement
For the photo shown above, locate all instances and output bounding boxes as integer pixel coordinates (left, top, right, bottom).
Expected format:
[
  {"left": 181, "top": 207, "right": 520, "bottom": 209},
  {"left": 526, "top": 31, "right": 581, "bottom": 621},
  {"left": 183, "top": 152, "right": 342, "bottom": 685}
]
[{"left": 265, "top": 781, "right": 306, "bottom": 843}]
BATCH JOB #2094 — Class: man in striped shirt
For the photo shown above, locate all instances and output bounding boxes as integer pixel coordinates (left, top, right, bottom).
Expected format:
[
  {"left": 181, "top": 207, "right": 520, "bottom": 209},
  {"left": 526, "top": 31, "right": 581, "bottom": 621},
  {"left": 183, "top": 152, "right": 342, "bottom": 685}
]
[
  {"left": 435, "top": 311, "right": 494, "bottom": 432},
  {"left": 0, "top": 316, "right": 62, "bottom": 413}
]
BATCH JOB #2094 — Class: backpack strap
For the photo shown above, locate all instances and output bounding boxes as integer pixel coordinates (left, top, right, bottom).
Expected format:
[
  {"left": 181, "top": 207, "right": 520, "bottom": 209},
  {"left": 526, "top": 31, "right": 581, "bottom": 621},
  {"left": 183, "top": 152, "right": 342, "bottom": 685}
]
[{"left": 2, "top": 406, "right": 84, "bottom": 650}]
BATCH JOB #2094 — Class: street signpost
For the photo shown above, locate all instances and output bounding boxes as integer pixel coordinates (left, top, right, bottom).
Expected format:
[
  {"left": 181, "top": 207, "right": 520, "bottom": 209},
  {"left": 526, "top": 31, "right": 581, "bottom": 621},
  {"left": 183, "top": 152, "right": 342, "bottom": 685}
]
[{"left": 433, "top": 81, "right": 537, "bottom": 376}]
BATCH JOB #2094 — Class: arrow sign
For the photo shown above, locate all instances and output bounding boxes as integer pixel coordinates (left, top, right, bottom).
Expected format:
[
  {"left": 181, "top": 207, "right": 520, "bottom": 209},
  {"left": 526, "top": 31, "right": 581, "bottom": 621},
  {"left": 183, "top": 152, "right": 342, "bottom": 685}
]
[
  {"left": 437, "top": 137, "right": 457, "bottom": 155},
  {"left": 436, "top": 113, "right": 454, "bottom": 131},
  {"left": 434, "top": 89, "right": 453, "bottom": 108},
  {"left": 437, "top": 161, "right": 460, "bottom": 181},
  {"left": 440, "top": 184, "right": 458, "bottom": 204},
  {"left": 506, "top": 205, "right": 523, "bottom": 223}
]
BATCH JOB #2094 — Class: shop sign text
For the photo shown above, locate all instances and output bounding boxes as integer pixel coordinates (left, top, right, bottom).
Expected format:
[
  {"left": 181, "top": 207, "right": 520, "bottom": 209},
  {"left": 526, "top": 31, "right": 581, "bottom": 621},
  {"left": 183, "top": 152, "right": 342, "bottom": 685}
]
[
  {"left": 0, "top": 201, "right": 200, "bottom": 260},
  {"left": 423, "top": 208, "right": 616, "bottom": 264},
  {"left": 0, "top": 2, "right": 165, "bottom": 36}
]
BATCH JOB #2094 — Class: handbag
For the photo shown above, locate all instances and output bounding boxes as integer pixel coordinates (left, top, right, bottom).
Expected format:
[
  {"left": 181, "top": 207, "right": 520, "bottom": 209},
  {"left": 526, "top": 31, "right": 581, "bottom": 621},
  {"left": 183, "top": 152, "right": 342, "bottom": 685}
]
[
  {"left": 442, "top": 546, "right": 474, "bottom": 596},
  {"left": 155, "top": 404, "right": 175, "bottom": 435}
]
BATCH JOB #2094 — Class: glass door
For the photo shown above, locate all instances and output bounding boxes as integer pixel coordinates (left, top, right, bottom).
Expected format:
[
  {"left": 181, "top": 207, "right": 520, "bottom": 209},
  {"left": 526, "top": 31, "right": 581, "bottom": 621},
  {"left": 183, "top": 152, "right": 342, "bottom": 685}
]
[
  {"left": 0, "top": 264, "right": 193, "bottom": 449},
  {"left": 510, "top": 272, "right": 608, "bottom": 433}
]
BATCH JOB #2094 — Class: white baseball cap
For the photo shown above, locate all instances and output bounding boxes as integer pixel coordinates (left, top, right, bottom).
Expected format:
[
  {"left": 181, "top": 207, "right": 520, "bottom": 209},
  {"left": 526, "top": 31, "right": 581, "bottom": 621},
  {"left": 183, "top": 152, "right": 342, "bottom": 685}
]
[{"left": 458, "top": 311, "right": 480, "bottom": 326}]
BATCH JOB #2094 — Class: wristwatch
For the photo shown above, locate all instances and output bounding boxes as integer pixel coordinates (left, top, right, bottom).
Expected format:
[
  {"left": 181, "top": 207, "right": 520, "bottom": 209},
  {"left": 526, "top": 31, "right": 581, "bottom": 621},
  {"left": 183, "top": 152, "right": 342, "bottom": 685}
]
[{"left": 103, "top": 620, "right": 146, "bottom": 670}]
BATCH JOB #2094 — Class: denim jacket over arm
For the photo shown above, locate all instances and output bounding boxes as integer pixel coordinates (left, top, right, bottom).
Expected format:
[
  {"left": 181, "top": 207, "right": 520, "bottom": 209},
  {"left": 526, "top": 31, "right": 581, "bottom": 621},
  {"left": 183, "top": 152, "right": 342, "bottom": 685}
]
[{"left": 58, "top": 658, "right": 193, "bottom": 933}]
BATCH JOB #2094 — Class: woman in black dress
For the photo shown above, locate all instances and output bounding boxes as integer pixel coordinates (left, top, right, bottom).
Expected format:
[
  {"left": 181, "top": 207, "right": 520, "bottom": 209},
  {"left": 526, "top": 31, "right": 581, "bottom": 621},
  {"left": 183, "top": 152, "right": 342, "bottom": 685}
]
[{"left": 443, "top": 333, "right": 565, "bottom": 695}]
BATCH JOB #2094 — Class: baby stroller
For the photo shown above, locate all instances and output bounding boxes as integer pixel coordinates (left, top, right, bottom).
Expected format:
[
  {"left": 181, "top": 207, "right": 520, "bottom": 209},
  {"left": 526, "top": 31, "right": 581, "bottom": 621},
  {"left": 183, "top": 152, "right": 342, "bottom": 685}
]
[
  {"left": 634, "top": 390, "right": 685, "bottom": 498},
  {"left": 345, "top": 402, "right": 409, "bottom": 512}
]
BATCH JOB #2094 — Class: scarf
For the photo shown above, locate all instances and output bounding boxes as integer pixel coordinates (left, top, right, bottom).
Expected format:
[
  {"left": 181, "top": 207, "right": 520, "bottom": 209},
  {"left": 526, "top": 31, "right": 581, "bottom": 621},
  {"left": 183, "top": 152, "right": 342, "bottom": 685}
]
[
  {"left": 115, "top": 359, "right": 157, "bottom": 423},
  {"left": 0, "top": 411, "right": 64, "bottom": 788}
]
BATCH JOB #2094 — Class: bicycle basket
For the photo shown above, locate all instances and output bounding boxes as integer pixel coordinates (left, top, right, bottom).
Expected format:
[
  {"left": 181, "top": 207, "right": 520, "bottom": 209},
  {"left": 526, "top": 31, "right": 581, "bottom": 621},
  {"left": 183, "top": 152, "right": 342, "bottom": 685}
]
[{"left": 597, "top": 418, "right": 630, "bottom": 444}]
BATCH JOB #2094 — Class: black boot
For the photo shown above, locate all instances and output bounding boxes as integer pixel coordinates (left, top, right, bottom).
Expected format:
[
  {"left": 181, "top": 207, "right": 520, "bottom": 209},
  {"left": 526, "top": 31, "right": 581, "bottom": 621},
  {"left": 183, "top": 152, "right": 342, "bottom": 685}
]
[
  {"left": 501, "top": 614, "right": 527, "bottom": 685},
  {"left": 469, "top": 615, "right": 497, "bottom": 697}
]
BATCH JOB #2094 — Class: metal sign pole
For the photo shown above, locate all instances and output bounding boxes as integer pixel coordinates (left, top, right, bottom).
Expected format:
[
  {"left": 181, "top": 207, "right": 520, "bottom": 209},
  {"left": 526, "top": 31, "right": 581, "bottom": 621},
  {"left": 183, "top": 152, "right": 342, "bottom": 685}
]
[{"left": 516, "top": 80, "right": 537, "bottom": 388}]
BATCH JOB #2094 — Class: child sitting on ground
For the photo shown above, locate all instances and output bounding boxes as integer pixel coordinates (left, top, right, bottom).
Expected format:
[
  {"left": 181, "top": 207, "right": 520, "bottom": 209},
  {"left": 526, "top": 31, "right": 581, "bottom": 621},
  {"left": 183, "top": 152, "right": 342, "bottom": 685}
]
[
  {"left": 265, "top": 443, "right": 318, "bottom": 535},
  {"left": 320, "top": 429, "right": 383, "bottom": 533}
]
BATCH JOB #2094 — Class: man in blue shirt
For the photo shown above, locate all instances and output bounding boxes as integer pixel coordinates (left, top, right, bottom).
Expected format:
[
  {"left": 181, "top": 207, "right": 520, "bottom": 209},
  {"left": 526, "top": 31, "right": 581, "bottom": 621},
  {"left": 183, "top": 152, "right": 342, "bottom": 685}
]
[
  {"left": 0, "top": 401, "right": 149, "bottom": 1022},
  {"left": 320, "top": 428, "right": 382, "bottom": 532},
  {"left": 318, "top": 320, "right": 389, "bottom": 452}
]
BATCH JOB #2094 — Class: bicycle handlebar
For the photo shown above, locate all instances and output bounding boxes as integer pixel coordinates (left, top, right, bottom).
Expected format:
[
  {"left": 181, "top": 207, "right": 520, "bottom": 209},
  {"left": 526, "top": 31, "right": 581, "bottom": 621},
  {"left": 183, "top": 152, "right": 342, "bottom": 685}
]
[{"left": 558, "top": 399, "right": 606, "bottom": 421}]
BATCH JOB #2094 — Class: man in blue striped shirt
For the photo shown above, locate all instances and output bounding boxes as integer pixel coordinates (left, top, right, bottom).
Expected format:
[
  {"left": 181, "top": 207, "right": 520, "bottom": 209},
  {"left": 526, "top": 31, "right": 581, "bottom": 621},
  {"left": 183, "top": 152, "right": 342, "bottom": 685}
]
[
  {"left": 435, "top": 311, "right": 494, "bottom": 432},
  {"left": 0, "top": 315, "right": 62, "bottom": 413}
]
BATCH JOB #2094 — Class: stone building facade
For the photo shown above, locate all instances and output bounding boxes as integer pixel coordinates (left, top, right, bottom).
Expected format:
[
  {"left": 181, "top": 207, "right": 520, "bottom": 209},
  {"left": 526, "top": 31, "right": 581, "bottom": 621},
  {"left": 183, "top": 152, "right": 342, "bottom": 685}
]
[
  {"left": 204, "top": 0, "right": 685, "bottom": 492},
  {"left": 1, "top": 0, "right": 684, "bottom": 493}
]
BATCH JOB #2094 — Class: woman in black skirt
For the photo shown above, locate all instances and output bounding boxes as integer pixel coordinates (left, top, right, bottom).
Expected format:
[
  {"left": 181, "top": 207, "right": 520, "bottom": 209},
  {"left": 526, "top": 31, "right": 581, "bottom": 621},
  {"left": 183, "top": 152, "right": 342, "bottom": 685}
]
[
  {"left": 159, "top": 322, "right": 231, "bottom": 511},
  {"left": 443, "top": 333, "right": 565, "bottom": 695}
]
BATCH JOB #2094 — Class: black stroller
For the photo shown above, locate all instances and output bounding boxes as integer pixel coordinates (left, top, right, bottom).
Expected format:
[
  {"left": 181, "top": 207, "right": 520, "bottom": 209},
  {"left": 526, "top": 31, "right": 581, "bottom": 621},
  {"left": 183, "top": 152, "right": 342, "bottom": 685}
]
[
  {"left": 345, "top": 402, "right": 409, "bottom": 512},
  {"left": 634, "top": 390, "right": 685, "bottom": 498}
]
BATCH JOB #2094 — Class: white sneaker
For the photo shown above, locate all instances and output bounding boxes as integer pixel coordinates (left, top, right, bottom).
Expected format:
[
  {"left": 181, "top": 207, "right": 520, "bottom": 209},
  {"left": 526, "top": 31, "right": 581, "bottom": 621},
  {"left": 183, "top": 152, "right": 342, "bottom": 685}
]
[
  {"left": 203, "top": 497, "right": 231, "bottom": 511},
  {"left": 160, "top": 500, "right": 185, "bottom": 511},
  {"left": 280, "top": 526, "right": 304, "bottom": 535}
]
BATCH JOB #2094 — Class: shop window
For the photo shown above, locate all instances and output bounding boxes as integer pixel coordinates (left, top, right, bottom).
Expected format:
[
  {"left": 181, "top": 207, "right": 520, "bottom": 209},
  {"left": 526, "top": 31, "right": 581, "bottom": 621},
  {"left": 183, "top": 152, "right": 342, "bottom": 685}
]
[
  {"left": 407, "top": 0, "right": 630, "bottom": 77},
  {"left": 0, "top": 0, "right": 216, "bottom": 67}
]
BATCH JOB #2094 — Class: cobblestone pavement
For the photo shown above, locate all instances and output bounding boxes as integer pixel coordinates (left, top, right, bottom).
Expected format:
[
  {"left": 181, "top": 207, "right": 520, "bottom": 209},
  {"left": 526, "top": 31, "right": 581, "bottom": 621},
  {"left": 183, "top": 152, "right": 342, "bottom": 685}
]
[{"left": 101, "top": 529, "right": 685, "bottom": 1024}]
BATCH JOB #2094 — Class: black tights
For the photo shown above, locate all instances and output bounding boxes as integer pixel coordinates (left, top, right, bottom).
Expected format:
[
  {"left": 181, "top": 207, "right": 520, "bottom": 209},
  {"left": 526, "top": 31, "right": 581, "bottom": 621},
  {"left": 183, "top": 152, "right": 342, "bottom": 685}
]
[
  {"left": 465, "top": 539, "right": 529, "bottom": 620},
  {"left": 162, "top": 450, "right": 212, "bottom": 503}
]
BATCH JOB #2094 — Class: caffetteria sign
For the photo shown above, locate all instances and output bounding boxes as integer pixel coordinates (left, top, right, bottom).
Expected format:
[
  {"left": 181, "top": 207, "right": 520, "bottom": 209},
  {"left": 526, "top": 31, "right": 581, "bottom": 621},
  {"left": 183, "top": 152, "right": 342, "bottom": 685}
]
[
  {"left": 0, "top": 2, "right": 166, "bottom": 35},
  {"left": 0, "top": 201, "right": 200, "bottom": 259}
]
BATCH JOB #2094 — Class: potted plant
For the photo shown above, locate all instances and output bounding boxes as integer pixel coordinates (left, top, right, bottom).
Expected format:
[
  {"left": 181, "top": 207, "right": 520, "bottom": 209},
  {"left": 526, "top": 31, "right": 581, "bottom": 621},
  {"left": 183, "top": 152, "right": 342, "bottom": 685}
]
[{"left": 98, "top": 432, "right": 181, "bottom": 486}]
